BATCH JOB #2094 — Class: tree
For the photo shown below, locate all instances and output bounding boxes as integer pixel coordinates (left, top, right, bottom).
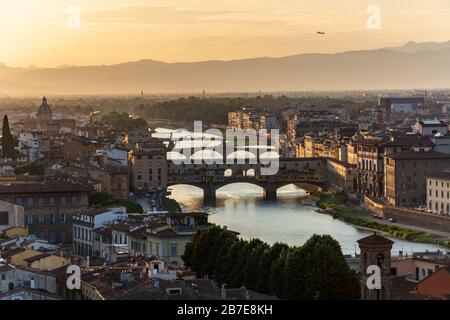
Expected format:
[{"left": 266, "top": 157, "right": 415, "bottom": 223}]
[
  {"left": 2, "top": 115, "right": 15, "bottom": 160},
  {"left": 14, "top": 162, "right": 45, "bottom": 176},
  {"left": 88, "top": 192, "right": 143, "bottom": 213},
  {"left": 182, "top": 227, "right": 360, "bottom": 300}
]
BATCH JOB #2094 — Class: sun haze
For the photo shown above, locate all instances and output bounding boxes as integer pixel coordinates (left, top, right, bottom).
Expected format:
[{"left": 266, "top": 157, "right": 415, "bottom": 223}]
[{"left": 1, "top": 0, "right": 450, "bottom": 67}]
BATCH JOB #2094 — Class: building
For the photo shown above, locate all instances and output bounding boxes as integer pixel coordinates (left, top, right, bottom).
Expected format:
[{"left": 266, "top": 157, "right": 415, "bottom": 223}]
[
  {"left": 124, "top": 128, "right": 152, "bottom": 147},
  {"left": 33, "top": 97, "right": 76, "bottom": 133},
  {"left": 355, "top": 133, "right": 434, "bottom": 198},
  {"left": 391, "top": 254, "right": 448, "bottom": 282},
  {"left": 36, "top": 96, "right": 53, "bottom": 122},
  {"left": 416, "top": 267, "right": 450, "bottom": 299},
  {"left": 384, "top": 151, "right": 450, "bottom": 207},
  {"left": 358, "top": 233, "right": 394, "bottom": 300},
  {"left": 326, "top": 158, "right": 357, "bottom": 192},
  {"left": 379, "top": 97, "right": 425, "bottom": 122},
  {"left": 0, "top": 200, "right": 25, "bottom": 235},
  {"left": 0, "top": 181, "right": 91, "bottom": 243},
  {"left": 426, "top": 172, "right": 450, "bottom": 215},
  {"left": 73, "top": 207, "right": 128, "bottom": 258},
  {"left": 146, "top": 212, "right": 208, "bottom": 265},
  {"left": 227, "top": 107, "right": 277, "bottom": 130},
  {"left": 412, "top": 119, "right": 448, "bottom": 136},
  {"left": 63, "top": 138, "right": 97, "bottom": 164},
  {"left": 18, "top": 132, "right": 42, "bottom": 162},
  {"left": 129, "top": 140, "right": 168, "bottom": 193}
]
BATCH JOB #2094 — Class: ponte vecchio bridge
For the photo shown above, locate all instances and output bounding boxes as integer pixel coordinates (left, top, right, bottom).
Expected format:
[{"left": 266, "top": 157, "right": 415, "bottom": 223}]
[{"left": 167, "top": 157, "right": 328, "bottom": 204}]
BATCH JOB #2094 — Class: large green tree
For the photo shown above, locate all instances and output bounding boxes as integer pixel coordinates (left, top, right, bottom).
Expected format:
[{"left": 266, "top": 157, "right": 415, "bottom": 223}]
[
  {"left": 1, "top": 115, "right": 15, "bottom": 160},
  {"left": 182, "top": 226, "right": 360, "bottom": 300}
]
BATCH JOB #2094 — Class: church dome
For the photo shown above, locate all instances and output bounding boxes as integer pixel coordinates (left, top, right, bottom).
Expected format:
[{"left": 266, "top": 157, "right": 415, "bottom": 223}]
[{"left": 37, "top": 96, "right": 53, "bottom": 121}]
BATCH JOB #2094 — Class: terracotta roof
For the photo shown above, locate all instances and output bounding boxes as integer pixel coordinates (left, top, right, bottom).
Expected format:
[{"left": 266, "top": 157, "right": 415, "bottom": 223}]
[
  {"left": 23, "top": 253, "right": 50, "bottom": 263},
  {"left": 0, "top": 181, "right": 92, "bottom": 194},
  {"left": 357, "top": 234, "right": 394, "bottom": 246},
  {"left": 426, "top": 172, "right": 450, "bottom": 180},
  {"left": 382, "top": 136, "right": 434, "bottom": 147},
  {"left": 387, "top": 151, "right": 450, "bottom": 160},
  {"left": 0, "top": 247, "right": 26, "bottom": 259},
  {"left": 82, "top": 208, "right": 112, "bottom": 217},
  {"left": 0, "top": 263, "right": 14, "bottom": 273}
]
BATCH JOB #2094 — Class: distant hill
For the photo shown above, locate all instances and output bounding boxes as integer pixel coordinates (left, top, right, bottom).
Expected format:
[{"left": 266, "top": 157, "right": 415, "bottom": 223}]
[
  {"left": 1, "top": 41, "right": 449, "bottom": 95},
  {"left": 389, "top": 40, "right": 450, "bottom": 53}
]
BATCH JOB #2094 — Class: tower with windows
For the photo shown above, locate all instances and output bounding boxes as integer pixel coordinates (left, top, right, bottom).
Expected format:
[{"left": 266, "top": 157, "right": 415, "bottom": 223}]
[{"left": 358, "top": 233, "right": 394, "bottom": 300}]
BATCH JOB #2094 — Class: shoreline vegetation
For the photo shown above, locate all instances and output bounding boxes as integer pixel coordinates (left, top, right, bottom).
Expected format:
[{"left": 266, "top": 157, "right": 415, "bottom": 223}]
[
  {"left": 314, "top": 191, "right": 450, "bottom": 249},
  {"left": 163, "top": 197, "right": 182, "bottom": 213}
]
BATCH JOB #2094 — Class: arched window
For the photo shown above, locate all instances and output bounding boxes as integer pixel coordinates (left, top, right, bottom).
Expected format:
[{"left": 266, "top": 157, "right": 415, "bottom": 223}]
[{"left": 377, "top": 253, "right": 384, "bottom": 269}]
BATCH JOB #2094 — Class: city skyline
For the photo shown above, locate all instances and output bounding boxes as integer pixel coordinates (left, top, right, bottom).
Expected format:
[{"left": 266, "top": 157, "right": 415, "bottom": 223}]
[{"left": 1, "top": 0, "right": 450, "bottom": 67}]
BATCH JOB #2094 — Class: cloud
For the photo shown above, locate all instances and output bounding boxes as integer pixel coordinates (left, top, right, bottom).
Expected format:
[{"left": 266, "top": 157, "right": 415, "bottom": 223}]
[{"left": 79, "top": 5, "right": 309, "bottom": 28}]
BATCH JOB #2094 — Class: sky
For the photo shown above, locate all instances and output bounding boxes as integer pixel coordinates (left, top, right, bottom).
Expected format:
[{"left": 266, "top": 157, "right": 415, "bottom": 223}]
[{"left": 0, "top": 0, "right": 449, "bottom": 67}]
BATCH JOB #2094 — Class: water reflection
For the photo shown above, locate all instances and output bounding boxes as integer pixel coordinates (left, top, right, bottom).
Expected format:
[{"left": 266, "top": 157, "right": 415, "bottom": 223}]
[{"left": 169, "top": 183, "right": 446, "bottom": 255}]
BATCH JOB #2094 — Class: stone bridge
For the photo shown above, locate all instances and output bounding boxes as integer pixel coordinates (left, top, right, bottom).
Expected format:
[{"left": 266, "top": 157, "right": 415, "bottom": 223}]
[{"left": 167, "top": 158, "right": 328, "bottom": 204}]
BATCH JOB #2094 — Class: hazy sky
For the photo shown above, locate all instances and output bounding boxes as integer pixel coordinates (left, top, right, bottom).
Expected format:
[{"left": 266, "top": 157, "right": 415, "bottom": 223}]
[{"left": 1, "top": 0, "right": 449, "bottom": 67}]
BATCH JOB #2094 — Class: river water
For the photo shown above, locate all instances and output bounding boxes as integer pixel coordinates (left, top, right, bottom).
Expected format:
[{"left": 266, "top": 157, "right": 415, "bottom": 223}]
[{"left": 168, "top": 183, "right": 447, "bottom": 256}]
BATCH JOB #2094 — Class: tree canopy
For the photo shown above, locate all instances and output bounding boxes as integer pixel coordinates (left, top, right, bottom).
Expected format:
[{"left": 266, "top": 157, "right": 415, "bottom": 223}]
[
  {"left": 182, "top": 226, "right": 360, "bottom": 300},
  {"left": 102, "top": 111, "right": 147, "bottom": 131},
  {"left": 89, "top": 192, "right": 143, "bottom": 213},
  {"left": 14, "top": 161, "right": 45, "bottom": 176},
  {"left": 1, "top": 115, "right": 15, "bottom": 160}
]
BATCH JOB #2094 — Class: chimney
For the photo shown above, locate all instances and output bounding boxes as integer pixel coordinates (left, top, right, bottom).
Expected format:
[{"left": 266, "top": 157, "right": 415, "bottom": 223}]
[{"left": 221, "top": 284, "right": 227, "bottom": 299}]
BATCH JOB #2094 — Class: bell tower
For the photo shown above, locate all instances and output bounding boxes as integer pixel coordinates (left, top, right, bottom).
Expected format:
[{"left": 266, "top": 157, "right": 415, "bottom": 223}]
[{"left": 358, "top": 233, "right": 394, "bottom": 300}]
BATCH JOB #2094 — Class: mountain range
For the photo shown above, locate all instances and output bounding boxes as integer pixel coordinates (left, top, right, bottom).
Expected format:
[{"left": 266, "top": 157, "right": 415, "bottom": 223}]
[{"left": 1, "top": 41, "right": 450, "bottom": 95}]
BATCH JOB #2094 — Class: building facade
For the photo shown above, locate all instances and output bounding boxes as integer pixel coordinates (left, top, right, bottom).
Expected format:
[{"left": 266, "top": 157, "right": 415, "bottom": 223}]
[
  {"left": 384, "top": 152, "right": 450, "bottom": 207},
  {"left": 426, "top": 173, "right": 450, "bottom": 215},
  {"left": 0, "top": 182, "right": 91, "bottom": 243},
  {"left": 129, "top": 140, "right": 168, "bottom": 193}
]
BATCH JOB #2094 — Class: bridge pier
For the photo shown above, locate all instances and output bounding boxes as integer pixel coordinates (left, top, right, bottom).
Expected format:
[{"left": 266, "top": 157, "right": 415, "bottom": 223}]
[
  {"left": 203, "top": 184, "right": 217, "bottom": 206},
  {"left": 264, "top": 184, "right": 277, "bottom": 201}
]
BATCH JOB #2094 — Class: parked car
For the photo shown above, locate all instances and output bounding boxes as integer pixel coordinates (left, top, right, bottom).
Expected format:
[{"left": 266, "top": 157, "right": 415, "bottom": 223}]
[{"left": 388, "top": 218, "right": 396, "bottom": 223}]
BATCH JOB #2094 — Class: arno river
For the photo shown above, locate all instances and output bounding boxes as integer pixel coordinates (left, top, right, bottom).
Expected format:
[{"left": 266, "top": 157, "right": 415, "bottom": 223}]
[{"left": 169, "top": 183, "right": 446, "bottom": 256}]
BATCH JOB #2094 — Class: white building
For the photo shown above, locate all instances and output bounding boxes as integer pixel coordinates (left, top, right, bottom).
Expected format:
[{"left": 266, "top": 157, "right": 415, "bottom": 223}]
[
  {"left": 18, "top": 132, "right": 43, "bottom": 162},
  {"left": 72, "top": 207, "right": 127, "bottom": 258},
  {"left": 426, "top": 173, "right": 450, "bottom": 216},
  {"left": 412, "top": 120, "right": 448, "bottom": 136},
  {"left": 0, "top": 200, "right": 25, "bottom": 234},
  {"left": 106, "top": 146, "right": 129, "bottom": 166}
]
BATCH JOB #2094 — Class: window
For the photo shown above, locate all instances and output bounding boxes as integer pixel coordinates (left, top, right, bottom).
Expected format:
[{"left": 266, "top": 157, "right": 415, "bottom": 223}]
[
  {"left": 26, "top": 214, "right": 33, "bottom": 225},
  {"left": 26, "top": 197, "right": 33, "bottom": 206},
  {"left": 15, "top": 198, "right": 23, "bottom": 205},
  {"left": 0, "top": 211, "right": 9, "bottom": 225},
  {"left": 60, "top": 196, "right": 67, "bottom": 207},
  {"left": 49, "top": 197, "right": 56, "bottom": 206},
  {"left": 71, "top": 196, "right": 78, "bottom": 206},
  {"left": 38, "top": 215, "right": 45, "bottom": 224},
  {"left": 38, "top": 197, "right": 45, "bottom": 206},
  {"left": 170, "top": 243, "right": 178, "bottom": 257}
]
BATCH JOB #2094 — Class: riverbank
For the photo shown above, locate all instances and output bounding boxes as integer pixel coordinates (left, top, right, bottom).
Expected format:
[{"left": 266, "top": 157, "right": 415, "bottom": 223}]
[{"left": 315, "top": 191, "right": 450, "bottom": 249}]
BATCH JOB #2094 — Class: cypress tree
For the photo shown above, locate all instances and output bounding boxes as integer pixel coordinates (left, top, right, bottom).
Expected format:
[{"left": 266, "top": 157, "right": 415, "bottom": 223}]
[{"left": 1, "top": 115, "right": 15, "bottom": 160}]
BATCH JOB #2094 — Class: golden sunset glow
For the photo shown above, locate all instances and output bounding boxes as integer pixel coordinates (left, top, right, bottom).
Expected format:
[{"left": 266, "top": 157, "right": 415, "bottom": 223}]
[{"left": 1, "top": 0, "right": 450, "bottom": 67}]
